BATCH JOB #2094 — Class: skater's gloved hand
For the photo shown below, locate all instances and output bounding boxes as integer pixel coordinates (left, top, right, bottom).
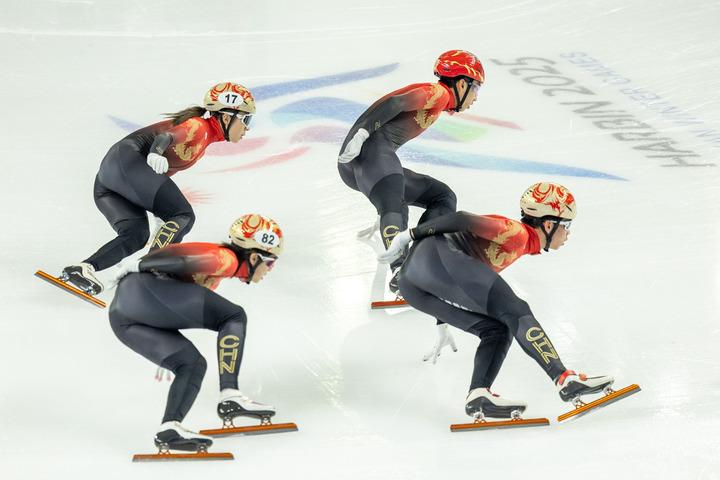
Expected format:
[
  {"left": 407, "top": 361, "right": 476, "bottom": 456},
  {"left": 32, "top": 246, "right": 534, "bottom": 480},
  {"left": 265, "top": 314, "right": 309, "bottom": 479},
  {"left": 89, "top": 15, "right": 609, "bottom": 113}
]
[
  {"left": 377, "top": 229, "right": 412, "bottom": 264},
  {"left": 154, "top": 367, "right": 174, "bottom": 382},
  {"left": 338, "top": 128, "right": 369, "bottom": 163},
  {"left": 147, "top": 152, "right": 169, "bottom": 174},
  {"left": 422, "top": 324, "right": 458, "bottom": 364},
  {"left": 105, "top": 259, "right": 141, "bottom": 290}
]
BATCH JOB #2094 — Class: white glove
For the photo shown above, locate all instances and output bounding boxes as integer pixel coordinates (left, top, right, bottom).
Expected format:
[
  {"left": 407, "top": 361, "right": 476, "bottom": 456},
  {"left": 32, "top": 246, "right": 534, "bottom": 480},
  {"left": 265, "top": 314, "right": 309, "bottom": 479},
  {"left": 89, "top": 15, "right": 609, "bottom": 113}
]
[
  {"left": 377, "top": 229, "right": 412, "bottom": 264},
  {"left": 422, "top": 324, "right": 458, "bottom": 364},
  {"left": 154, "top": 367, "right": 174, "bottom": 382},
  {"left": 146, "top": 152, "right": 169, "bottom": 174},
  {"left": 338, "top": 128, "right": 369, "bottom": 163},
  {"left": 105, "top": 259, "right": 140, "bottom": 290}
]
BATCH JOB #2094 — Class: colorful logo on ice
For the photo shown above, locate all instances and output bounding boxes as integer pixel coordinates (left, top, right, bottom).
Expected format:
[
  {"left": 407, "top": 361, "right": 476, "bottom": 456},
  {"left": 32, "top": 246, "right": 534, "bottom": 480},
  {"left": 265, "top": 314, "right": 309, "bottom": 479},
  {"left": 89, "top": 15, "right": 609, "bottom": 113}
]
[{"left": 109, "top": 63, "right": 624, "bottom": 181}]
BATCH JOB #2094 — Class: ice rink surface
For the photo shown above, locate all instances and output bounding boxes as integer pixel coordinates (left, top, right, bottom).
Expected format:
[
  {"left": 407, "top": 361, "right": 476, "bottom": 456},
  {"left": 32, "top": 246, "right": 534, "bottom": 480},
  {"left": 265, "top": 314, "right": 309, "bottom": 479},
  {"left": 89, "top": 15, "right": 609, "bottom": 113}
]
[{"left": 2, "top": 1, "right": 720, "bottom": 478}]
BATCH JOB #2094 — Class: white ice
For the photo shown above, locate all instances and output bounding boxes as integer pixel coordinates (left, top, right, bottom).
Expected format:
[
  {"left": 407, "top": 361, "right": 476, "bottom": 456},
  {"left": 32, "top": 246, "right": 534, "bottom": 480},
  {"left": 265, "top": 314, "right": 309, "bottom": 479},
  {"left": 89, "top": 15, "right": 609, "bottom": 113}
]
[{"left": 1, "top": 1, "right": 720, "bottom": 479}]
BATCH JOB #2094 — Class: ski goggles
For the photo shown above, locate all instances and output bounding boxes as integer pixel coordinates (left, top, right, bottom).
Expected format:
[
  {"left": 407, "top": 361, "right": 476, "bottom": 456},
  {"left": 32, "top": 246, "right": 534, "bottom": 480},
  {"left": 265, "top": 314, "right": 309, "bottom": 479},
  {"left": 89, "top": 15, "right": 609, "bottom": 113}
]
[
  {"left": 238, "top": 113, "right": 253, "bottom": 127},
  {"left": 555, "top": 220, "right": 572, "bottom": 230},
  {"left": 231, "top": 112, "right": 252, "bottom": 127},
  {"left": 220, "top": 110, "right": 253, "bottom": 127},
  {"left": 256, "top": 253, "right": 277, "bottom": 269}
]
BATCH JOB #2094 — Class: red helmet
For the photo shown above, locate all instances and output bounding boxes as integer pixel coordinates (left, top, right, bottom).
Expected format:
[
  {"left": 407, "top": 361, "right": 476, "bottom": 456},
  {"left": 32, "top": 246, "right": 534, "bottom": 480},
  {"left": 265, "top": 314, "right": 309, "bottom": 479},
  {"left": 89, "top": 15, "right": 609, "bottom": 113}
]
[{"left": 434, "top": 50, "right": 485, "bottom": 84}]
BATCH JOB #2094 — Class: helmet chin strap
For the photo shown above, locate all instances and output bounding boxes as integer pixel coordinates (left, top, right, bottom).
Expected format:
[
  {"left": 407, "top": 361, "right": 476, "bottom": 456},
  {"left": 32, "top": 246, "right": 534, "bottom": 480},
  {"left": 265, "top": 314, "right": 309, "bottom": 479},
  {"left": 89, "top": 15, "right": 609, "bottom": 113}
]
[
  {"left": 243, "top": 254, "right": 262, "bottom": 284},
  {"left": 227, "top": 244, "right": 260, "bottom": 284},
  {"left": 542, "top": 221, "right": 561, "bottom": 252},
  {"left": 452, "top": 78, "right": 473, "bottom": 113},
  {"left": 218, "top": 111, "right": 239, "bottom": 141}
]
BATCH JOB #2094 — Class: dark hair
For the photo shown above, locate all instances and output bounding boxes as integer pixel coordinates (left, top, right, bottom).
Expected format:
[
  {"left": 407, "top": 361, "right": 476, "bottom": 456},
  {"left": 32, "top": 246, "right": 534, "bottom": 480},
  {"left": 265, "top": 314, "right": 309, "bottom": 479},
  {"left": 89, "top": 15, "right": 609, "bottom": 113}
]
[
  {"left": 221, "top": 242, "right": 250, "bottom": 260},
  {"left": 521, "top": 214, "right": 562, "bottom": 227},
  {"left": 521, "top": 214, "right": 541, "bottom": 227},
  {"left": 164, "top": 106, "right": 208, "bottom": 126},
  {"left": 438, "top": 76, "right": 455, "bottom": 87},
  {"left": 438, "top": 75, "right": 472, "bottom": 87}
]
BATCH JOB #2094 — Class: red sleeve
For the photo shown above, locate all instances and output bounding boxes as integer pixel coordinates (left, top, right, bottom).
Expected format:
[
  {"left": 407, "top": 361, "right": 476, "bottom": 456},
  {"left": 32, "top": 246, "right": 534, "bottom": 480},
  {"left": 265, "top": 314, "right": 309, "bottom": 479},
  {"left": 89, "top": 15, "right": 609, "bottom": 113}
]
[
  {"left": 139, "top": 243, "right": 239, "bottom": 278},
  {"left": 341, "top": 83, "right": 451, "bottom": 149}
]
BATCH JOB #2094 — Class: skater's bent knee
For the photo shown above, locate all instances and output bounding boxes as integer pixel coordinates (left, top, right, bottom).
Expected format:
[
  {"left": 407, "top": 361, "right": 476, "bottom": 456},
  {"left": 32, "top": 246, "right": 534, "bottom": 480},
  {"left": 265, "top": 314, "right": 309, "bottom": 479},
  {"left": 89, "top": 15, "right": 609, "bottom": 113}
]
[
  {"left": 368, "top": 174, "right": 406, "bottom": 214},
  {"left": 114, "top": 219, "right": 150, "bottom": 251},
  {"left": 184, "top": 209, "right": 196, "bottom": 231},
  {"left": 215, "top": 307, "right": 247, "bottom": 331},
  {"left": 227, "top": 307, "right": 247, "bottom": 326},
  {"left": 488, "top": 281, "right": 532, "bottom": 321},
  {"left": 435, "top": 188, "right": 457, "bottom": 211},
  {"left": 163, "top": 347, "right": 207, "bottom": 377},
  {"left": 108, "top": 312, "right": 131, "bottom": 339}
]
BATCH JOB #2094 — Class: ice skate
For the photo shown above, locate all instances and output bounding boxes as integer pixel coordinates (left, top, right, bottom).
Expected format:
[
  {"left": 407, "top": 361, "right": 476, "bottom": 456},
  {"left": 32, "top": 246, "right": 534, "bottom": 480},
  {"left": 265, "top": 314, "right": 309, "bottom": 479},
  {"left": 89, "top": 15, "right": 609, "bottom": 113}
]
[
  {"left": 154, "top": 421, "right": 213, "bottom": 452},
  {"left": 465, "top": 388, "right": 527, "bottom": 419},
  {"left": 451, "top": 388, "right": 548, "bottom": 432},
  {"left": 200, "top": 389, "right": 298, "bottom": 437},
  {"left": 132, "top": 421, "right": 232, "bottom": 462},
  {"left": 35, "top": 268, "right": 107, "bottom": 308},
  {"left": 370, "top": 267, "right": 408, "bottom": 309},
  {"left": 370, "top": 295, "right": 407, "bottom": 309},
  {"left": 555, "top": 370, "right": 641, "bottom": 422},
  {"left": 555, "top": 370, "right": 614, "bottom": 402},
  {"left": 388, "top": 266, "right": 401, "bottom": 294},
  {"left": 60, "top": 262, "right": 104, "bottom": 295},
  {"left": 217, "top": 388, "right": 276, "bottom": 422}
]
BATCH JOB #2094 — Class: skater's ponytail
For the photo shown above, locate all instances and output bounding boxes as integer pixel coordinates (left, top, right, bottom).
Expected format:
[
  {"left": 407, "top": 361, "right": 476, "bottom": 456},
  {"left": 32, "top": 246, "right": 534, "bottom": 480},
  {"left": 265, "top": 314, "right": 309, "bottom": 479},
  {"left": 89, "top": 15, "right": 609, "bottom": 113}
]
[{"left": 165, "top": 106, "right": 208, "bottom": 126}]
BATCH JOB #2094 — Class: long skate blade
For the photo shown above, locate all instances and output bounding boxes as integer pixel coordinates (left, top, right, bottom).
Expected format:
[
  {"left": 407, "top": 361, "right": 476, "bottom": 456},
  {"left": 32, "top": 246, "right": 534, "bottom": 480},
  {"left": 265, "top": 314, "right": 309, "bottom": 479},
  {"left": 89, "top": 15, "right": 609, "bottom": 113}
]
[
  {"left": 132, "top": 451, "right": 234, "bottom": 462},
  {"left": 371, "top": 299, "right": 407, "bottom": 309},
  {"left": 356, "top": 227, "right": 375, "bottom": 239},
  {"left": 200, "top": 422, "right": 298, "bottom": 437},
  {"left": 35, "top": 270, "right": 107, "bottom": 308},
  {"left": 557, "top": 384, "right": 641, "bottom": 422},
  {"left": 451, "top": 417, "right": 549, "bottom": 432}
]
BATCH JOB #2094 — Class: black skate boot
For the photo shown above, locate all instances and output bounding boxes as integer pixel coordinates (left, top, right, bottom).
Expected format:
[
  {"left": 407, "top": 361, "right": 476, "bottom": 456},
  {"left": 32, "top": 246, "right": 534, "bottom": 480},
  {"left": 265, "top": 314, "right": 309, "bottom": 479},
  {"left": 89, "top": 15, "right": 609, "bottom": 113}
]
[
  {"left": 388, "top": 267, "right": 401, "bottom": 294},
  {"left": 154, "top": 421, "right": 213, "bottom": 452},
  {"left": 465, "top": 388, "right": 527, "bottom": 419},
  {"left": 61, "top": 262, "right": 103, "bottom": 295},
  {"left": 555, "top": 370, "right": 614, "bottom": 402}
]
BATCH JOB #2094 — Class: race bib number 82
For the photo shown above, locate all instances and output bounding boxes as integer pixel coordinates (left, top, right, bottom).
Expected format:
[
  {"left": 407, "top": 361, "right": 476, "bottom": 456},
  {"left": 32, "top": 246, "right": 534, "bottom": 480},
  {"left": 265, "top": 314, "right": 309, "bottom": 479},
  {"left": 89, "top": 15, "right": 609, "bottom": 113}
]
[{"left": 253, "top": 230, "right": 278, "bottom": 248}]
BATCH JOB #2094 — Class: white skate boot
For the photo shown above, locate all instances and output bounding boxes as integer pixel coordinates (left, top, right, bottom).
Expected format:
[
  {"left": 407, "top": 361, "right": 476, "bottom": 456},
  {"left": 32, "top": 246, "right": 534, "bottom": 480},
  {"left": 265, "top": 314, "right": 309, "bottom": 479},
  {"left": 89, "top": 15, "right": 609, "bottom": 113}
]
[
  {"left": 217, "top": 389, "right": 276, "bottom": 425},
  {"left": 556, "top": 370, "right": 614, "bottom": 402},
  {"left": 61, "top": 262, "right": 104, "bottom": 295},
  {"left": 465, "top": 388, "right": 528, "bottom": 419},
  {"left": 154, "top": 421, "right": 213, "bottom": 452}
]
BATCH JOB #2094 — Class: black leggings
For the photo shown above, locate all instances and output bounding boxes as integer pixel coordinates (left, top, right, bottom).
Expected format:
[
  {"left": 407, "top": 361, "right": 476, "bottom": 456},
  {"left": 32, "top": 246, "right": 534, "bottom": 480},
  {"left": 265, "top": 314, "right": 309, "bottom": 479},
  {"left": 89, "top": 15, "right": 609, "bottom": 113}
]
[
  {"left": 338, "top": 132, "right": 456, "bottom": 267},
  {"left": 109, "top": 273, "right": 247, "bottom": 423},
  {"left": 399, "top": 236, "right": 566, "bottom": 391},
  {"left": 84, "top": 141, "right": 195, "bottom": 271}
]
